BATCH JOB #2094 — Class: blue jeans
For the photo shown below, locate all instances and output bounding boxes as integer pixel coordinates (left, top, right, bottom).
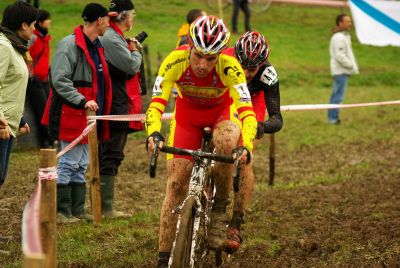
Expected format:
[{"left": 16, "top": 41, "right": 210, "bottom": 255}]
[
  {"left": 0, "top": 137, "right": 13, "bottom": 186},
  {"left": 328, "top": 74, "right": 349, "bottom": 123},
  {"left": 57, "top": 141, "right": 88, "bottom": 185}
]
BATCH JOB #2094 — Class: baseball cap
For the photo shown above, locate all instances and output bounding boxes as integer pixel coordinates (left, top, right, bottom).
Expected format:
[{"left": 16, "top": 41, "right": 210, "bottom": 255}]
[
  {"left": 109, "top": 0, "right": 135, "bottom": 13},
  {"left": 82, "top": 3, "right": 118, "bottom": 22}
]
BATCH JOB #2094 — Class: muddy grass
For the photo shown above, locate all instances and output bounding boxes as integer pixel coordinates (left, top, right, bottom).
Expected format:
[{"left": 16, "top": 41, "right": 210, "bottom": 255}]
[{"left": 1, "top": 137, "right": 399, "bottom": 267}]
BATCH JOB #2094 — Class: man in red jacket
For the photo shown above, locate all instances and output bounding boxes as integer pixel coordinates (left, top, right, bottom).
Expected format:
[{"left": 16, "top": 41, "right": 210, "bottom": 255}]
[
  {"left": 43, "top": 3, "right": 115, "bottom": 223},
  {"left": 98, "top": 0, "right": 143, "bottom": 218},
  {"left": 28, "top": 9, "right": 53, "bottom": 148}
]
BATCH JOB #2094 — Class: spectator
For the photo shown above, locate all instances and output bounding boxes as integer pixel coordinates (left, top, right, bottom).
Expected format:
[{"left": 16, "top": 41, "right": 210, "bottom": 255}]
[
  {"left": 27, "top": 9, "right": 53, "bottom": 148},
  {"left": 21, "top": 0, "right": 40, "bottom": 9},
  {"left": 176, "top": 8, "right": 206, "bottom": 47},
  {"left": 328, "top": 14, "right": 359, "bottom": 124},
  {"left": 232, "top": 0, "right": 251, "bottom": 34},
  {"left": 0, "top": 1, "right": 37, "bottom": 187},
  {"left": 98, "top": 0, "right": 143, "bottom": 218},
  {"left": 42, "top": 3, "right": 115, "bottom": 223}
]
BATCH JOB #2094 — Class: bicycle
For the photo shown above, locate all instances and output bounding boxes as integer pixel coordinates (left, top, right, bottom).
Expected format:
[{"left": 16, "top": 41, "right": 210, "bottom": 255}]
[
  {"left": 205, "top": 0, "right": 273, "bottom": 13},
  {"left": 150, "top": 127, "right": 241, "bottom": 267}
]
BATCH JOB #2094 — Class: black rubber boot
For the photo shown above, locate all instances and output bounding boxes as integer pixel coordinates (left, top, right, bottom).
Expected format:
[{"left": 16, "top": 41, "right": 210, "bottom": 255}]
[
  {"left": 57, "top": 184, "right": 80, "bottom": 224},
  {"left": 100, "top": 175, "right": 130, "bottom": 218},
  {"left": 70, "top": 182, "right": 93, "bottom": 221}
]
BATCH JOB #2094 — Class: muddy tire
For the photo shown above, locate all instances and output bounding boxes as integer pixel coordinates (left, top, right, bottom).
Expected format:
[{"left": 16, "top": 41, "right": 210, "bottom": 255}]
[{"left": 170, "top": 197, "right": 197, "bottom": 267}]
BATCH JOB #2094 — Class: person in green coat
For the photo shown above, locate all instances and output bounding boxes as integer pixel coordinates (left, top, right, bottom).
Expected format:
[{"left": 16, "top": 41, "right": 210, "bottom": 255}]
[{"left": 0, "top": 1, "right": 37, "bottom": 187}]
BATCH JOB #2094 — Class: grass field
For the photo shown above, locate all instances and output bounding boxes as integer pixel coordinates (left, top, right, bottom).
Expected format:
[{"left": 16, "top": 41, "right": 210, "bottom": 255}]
[{"left": 0, "top": 0, "right": 399, "bottom": 267}]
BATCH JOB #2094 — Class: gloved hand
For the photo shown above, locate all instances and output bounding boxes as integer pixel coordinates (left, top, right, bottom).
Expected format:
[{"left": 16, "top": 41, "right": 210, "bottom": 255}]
[
  {"left": 146, "top": 131, "right": 165, "bottom": 151},
  {"left": 256, "top": 122, "right": 264, "bottom": 139},
  {"left": 232, "top": 146, "right": 252, "bottom": 165}
]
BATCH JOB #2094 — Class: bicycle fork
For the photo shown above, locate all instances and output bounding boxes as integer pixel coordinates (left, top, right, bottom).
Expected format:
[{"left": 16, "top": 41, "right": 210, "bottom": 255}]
[{"left": 170, "top": 160, "right": 209, "bottom": 267}]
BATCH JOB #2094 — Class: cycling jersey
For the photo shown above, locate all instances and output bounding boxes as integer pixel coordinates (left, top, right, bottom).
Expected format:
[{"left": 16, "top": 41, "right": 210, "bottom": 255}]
[
  {"left": 146, "top": 47, "right": 257, "bottom": 151},
  {"left": 222, "top": 48, "right": 283, "bottom": 133}
]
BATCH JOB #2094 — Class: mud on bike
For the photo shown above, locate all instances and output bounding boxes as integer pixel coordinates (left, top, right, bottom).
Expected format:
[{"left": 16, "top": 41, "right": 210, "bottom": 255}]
[{"left": 149, "top": 127, "right": 243, "bottom": 267}]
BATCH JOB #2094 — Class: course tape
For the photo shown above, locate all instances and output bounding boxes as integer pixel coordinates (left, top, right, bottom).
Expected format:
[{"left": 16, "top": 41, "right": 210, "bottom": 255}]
[
  {"left": 22, "top": 179, "right": 43, "bottom": 256},
  {"left": 38, "top": 167, "right": 58, "bottom": 181},
  {"left": 56, "top": 121, "right": 96, "bottom": 159},
  {"left": 280, "top": 100, "right": 400, "bottom": 111},
  {"left": 60, "top": 100, "right": 400, "bottom": 158},
  {"left": 88, "top": 100, "right": 400, "bottom": 122}
]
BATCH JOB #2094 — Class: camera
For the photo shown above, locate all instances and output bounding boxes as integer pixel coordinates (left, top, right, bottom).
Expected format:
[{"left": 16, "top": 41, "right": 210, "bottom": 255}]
[{"left": 134, "top": 31, "right": 148, "bottom": 43}]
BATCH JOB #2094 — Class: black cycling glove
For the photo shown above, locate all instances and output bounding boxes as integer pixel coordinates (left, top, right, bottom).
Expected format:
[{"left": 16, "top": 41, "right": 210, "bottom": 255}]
[
  {"left": 256, "top": 122, "right": 264, "bottom": 139},
  {"left": 146, "top": 131, "right": 165, "bottom": 151}
]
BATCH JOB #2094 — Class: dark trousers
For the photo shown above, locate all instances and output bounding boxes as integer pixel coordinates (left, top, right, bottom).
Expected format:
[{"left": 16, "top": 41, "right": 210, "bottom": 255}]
[
  {"left": 99, "top": 128, "right": 129, "bottom": 176},
  {"left": 23, "top": 0, "right": 40, "bottom": 8},
  {"left": 0, "top": 137, "right": 13, "bottom": 186},
  {"left": 26, "top": 77, "right": 53, "bottom": 147},
  {"left": 232, "top": 0, "right": 251, "bottom": 33}
]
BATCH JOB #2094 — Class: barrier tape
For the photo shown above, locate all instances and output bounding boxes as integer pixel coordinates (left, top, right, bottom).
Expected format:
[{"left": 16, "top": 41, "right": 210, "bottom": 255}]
[
  {"left": 22, "top": 180, "right": 42, "bottom": 255},
  {"left": 272, "top": 0, "right": 348, "bottom": 8},
  {"left": 56, "top": 121, "right": 96, "bottom": 159},
  {"left": 61, "top": 100, "right": 400, "bottom": 158},
  {"left": 88, "top": 100, "right": 400, "bottom": 122},
  {"left": 38, "top": 167, "right": 58, "bottom": 181},
  {"left": 280, "top": 100, "right": 400, "bottom": 111}
]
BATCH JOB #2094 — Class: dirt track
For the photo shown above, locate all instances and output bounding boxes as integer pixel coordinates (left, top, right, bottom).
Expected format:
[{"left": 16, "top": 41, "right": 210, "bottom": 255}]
[{"left": 1, "top": 138, "right": 400, "bottom": 267}]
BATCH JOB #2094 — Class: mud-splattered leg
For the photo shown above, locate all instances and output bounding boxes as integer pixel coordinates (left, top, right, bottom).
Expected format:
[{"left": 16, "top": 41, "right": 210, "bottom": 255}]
[
  {"left": 159, "top": 158, "right": 193, "bottom": 253},
  {"left": 212, "top": 120, "right": 241, "bottom": 201}
]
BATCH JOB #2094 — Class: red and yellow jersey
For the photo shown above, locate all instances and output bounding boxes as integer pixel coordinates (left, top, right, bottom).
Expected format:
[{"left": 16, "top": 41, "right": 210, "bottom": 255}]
[{"left": 145, "top": 47, "right": 257, "bottom": 150}]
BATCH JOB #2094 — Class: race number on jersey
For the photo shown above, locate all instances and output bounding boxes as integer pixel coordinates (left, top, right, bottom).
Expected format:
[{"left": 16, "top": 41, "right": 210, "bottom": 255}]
[
  {"left": 152, "top": 76, "right": 164, "bottom": 96},
  {"left": 234, "top": 83, "right": 252, "bottom": 102},
  {"left": 260, "top": 66, "right": 278, "bottom": 86}
]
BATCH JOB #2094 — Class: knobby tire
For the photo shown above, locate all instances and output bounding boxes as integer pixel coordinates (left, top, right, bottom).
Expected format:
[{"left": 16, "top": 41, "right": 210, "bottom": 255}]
[{"left": 170, "top": 196, "right": 197, "bottom": 267}]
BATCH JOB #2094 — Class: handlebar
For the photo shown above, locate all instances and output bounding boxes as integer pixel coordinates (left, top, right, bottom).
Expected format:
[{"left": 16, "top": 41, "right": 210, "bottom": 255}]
[
  {"left": 149, "top": 144, "right": 235, "bottom": 178},
  {"left": 149, "top": 144, "right": 243, "bottom": 193},
  {"left": 160, "top": 145, "right": 235, "bottom": 164}
]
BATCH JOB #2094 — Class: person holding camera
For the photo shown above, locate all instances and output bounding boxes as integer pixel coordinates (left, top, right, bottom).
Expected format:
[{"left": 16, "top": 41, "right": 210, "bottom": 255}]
[{"left": 98, "top": 0, "right": 144, "bottom": 218}]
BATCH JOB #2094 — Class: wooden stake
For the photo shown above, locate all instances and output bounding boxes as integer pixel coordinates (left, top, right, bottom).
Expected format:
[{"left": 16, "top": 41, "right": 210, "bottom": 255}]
[
  {"left": 39, "top": 149, "right": 57, "bottom": 268},
  {"left": 23, "top": 253, "right": 45, "bottom": 268},
  {"left": 268, "top": 134, "right": 275, "bottom": 186},
  {"left": 87, "top": 110, "right": 102, "bottom": 223}
]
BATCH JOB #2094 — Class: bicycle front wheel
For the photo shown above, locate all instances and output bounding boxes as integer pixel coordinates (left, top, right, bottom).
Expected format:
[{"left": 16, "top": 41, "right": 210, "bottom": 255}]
[
  {"left": 249, "top": 0, "right": 272, "bottom": 13},
  {"left": 205, "top": 0, "right": 231, "bottom": 11},
  {"left": 170, "top": 196, "right": 197, "bottom": 267}
]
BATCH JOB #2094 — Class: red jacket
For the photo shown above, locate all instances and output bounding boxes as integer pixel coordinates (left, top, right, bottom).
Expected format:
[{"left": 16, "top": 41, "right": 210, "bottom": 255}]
[
  {"left": 107, "top": 22, "right": 143, "bottom": 131},
  {"left": 42, "top": 26, "right": 112, "bottom": 143},
  {"left": 29, "top": 29, "right": 51, "bottom": 81}
]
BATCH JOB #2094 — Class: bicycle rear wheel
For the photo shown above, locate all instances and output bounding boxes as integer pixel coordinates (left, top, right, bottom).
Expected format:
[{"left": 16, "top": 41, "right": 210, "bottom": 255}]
[
  {"left": 170, "top": 196, "right": 197, "bottom": 267},
  {"left": 249, "top": 0, "right": 272, "bottom": 13},
  {"left": 205, "top": 0, "right": 231, "bottom": 11}
]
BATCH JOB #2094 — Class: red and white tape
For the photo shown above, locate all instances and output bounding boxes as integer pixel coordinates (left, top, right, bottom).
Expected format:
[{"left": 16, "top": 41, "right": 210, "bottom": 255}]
[
  {"left": 88, "top": 100, "right": 400, "bottom": 122},
  {"left": 59, "top": 100, "right": 399, "bottom": 157}
]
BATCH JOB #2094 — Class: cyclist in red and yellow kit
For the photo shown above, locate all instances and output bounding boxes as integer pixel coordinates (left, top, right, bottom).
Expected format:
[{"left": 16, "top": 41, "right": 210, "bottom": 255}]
[{"left": 145, "top": 16, "right": 257, "bottom": 267}]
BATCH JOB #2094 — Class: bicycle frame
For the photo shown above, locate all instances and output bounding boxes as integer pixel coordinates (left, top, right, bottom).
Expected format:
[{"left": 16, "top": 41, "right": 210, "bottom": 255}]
[
  {"left": 169, "top": 132, "right": 215, "bottom": 267},
  {"left": 148, "top": 128, "right": 235, "bottom": 267}
]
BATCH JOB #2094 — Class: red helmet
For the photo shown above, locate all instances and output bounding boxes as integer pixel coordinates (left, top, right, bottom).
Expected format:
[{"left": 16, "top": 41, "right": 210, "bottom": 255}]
[
  {"left": 188, "top": 15, "right": 230, "bottom": 55},
  {"left": 234, "top": 31, "right": 269, "bottom": 68}
]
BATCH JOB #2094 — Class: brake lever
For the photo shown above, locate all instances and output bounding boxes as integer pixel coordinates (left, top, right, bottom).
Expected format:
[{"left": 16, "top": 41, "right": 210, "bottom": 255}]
[{"left": 149, "top": 139, "right": 160, "bottom": 178}]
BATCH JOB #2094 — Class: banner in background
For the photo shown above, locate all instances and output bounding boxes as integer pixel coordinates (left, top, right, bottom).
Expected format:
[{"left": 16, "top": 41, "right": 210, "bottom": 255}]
[{"left": 349, "top": 0, "right": 400, "bottom": 46}]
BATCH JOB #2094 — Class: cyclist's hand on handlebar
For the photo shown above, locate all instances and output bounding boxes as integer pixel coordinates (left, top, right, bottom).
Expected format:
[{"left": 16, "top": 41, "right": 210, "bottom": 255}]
[
  {"left": 146, "top": 131, "right": 165, "bottom": 153},
  {"left": 232, "top": 146, "right": 252, "bottom": 165}
]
